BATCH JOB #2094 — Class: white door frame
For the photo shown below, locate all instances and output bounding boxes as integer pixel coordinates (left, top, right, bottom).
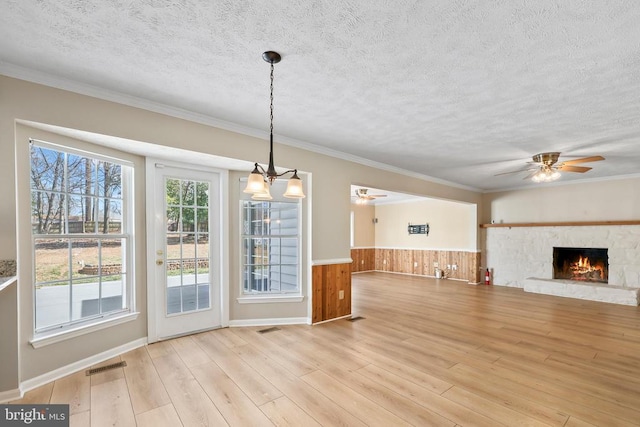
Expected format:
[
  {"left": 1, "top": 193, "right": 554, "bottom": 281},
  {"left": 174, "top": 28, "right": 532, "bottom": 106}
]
[{"left": 145, "top": 158, "right": 229, "bottom": 342}]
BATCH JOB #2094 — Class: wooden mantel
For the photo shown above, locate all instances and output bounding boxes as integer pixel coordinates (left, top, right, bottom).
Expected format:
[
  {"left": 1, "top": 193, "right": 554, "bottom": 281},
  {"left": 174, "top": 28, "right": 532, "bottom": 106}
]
[{"left": 480, "top": 220, "right": 640, "bottom": 228}]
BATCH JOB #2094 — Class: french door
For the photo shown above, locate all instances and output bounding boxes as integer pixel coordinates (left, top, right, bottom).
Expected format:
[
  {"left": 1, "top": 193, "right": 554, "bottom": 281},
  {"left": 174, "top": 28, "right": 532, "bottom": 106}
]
[{"left": 147, "top": 161, "right": 222, "bottom": 340}]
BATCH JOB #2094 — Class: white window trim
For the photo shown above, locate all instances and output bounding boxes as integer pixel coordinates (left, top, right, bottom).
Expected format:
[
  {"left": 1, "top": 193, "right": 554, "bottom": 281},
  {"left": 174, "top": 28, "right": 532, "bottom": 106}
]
[
  {"left": 30, "top": 311, "right": 139, "bottom": 349},
  {"left": 239, "top": 179, "right": 303, "bottom": 300},
  {"left": 236, "top": 295, "right": 304, "bottom": 304},
  {"left": 29, "top": 138, "right": 136, "bottom": 340}
]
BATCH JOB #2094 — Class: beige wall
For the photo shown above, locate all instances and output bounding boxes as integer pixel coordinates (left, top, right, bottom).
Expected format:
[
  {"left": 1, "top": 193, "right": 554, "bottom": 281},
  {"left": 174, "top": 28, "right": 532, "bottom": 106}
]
[
  {"left": 375, "top": 199, "right": 477, "bottom": 250},
  {"left": 351, "top": 203, "right": 375, "bottom": 247},
  {"left": 0, "top": 75, "right": 482, "bottom": 388},
  {"left": 481, "top": 177, "right": 640, "bottom": 224}
]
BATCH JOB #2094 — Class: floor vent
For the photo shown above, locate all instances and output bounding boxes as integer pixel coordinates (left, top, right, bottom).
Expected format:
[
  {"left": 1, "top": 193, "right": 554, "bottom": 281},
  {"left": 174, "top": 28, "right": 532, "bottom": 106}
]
[
  {"left": 348, "top": 316, "right": 365, "bottom": 322},
  {"left": 85, "top": 361, "right": 127, "bottom": 376},
  {"left": 257, "top": 326, "right": 281, "bottom": 334}
]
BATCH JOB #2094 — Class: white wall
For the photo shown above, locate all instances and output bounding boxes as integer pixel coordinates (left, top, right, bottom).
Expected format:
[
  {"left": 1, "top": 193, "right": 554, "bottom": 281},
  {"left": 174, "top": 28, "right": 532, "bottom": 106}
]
[
  {"left": 481, "top": 177, "right": 640, "bottom": 224},
  {"left": 351, "top": 203, "right": 375, "bottom": 248},
  {"left": 375, "top": 199, "right": 476, "bottom": 250}
]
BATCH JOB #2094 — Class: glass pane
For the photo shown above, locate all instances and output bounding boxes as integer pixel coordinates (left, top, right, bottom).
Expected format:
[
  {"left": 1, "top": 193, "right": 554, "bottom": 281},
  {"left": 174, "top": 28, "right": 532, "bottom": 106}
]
[
  {"left": 167, "top": 286, "right": 181, "bottom": 315},
  {"left": 31, "top": 191, "right": 65, "bottom": 234},
  {"left": 67, "top": 195, "right": 87, "bottom": 233},
  {"left": 72, "top": 277, "right": 99, "bottom": 321},
  {"left": 72, "top": 239, "right": 99, "bottom": 279},
  {"left": 101, "top": 275, "right": 124, "bottom": 314},
  {"left": 166, "top": 233, "right": 181, "bottom": 259},
  {"left": 35, "top": 238, "right": 70, "bottom": 283},
  {"left": 183, "top": 259, "right": 197, "bottom": 285},
  {"left": 102, "top": 239, "right": 124, "bottom": 269},
  {"left": 196, "top": 234, "right": 209, "bottom": 281},
  {"left": 182, "top": 180, "right": 195, "bottom": 206},
  {"left": 197, "top": 284, "right": 210, "bottom": 310},
  {"left": 279, "top": 238, "right": 299, "bottom": 264},
  {"left": 196, "top": 208, "right": 208, "bottom": 232},
  {"left": 182, "top": 233, "right": 196, "bottom": 258},
  {"left": 30, "top": 146, "right": 65, "bottom": 192},
  {"left": 96, "top": 197, "right": 121, "bottom": 234},
  {"left": 182, "top": 207, "right": 195, "bottom": 232},
  {"left": 182, "top": 285, "right": 197, "bottom": 312},
  {"left": 67, "top": 153, "right": 90, "bottom": 196},
  {"left": 196, "top": 182, "right": 209, "bottom": 207},
  {"left": 107, "top": 199, "right": 123, "bottom": 233},
  {"left": 97, "top": 162, "right": 122, "bottom": 198},
  {"left": 36, "top": 282, "right": 70, "bottom": 330}
]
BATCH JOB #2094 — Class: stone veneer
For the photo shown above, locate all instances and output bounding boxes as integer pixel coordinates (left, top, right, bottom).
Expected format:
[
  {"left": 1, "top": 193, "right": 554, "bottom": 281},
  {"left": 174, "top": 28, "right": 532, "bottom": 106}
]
[
  {"left": 485, "top": 225, "right": 640, "bottom": 305},
  {"left": 0, "top": 259, "right": 16, "bottom": 276}
]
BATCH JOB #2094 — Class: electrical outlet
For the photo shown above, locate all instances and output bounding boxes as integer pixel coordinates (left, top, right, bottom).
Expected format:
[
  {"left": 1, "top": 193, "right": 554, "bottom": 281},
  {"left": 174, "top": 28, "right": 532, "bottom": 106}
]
[
  {"left": 434, "top": 262, "right": 439, "bottom": 267},
  {"left": 452, "top": 264, "right": 457, "bottom": 270},
  {"left": 339, "top": 290, "right": 345, "bottom": 300},
  {"left": 414, "top": 262, "right": 418, "bottom": 267},
  {"left": 383, "top": 259, "right": 387, "bottom": 264},
  {"left": 361, "top": 260, "right": 364, "bottom": 264},
  {"left": 447, "top": 264, "right": 451, "bottom": 269}
]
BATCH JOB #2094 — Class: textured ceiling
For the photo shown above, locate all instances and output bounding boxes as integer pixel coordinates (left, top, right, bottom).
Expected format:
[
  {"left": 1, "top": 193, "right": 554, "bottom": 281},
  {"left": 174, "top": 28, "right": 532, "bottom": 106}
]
[{"left": 2, "top": 1, "right": 640, "bottom": 191}]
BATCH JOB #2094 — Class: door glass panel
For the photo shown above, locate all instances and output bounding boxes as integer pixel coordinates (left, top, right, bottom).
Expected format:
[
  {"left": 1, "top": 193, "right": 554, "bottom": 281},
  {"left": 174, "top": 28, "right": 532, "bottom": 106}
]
[{"left": 165, "top": 178, "right": 211, "bottom": 315}]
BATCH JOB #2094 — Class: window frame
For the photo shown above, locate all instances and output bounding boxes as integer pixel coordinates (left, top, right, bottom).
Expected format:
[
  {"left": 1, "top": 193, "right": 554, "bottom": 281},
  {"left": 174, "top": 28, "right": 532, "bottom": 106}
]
[
  {"left": 28, "top": 138, "right": 136, "bottom": 344},
  {"left": 238, "top": 180, "right": 303, "bottom": 303}
]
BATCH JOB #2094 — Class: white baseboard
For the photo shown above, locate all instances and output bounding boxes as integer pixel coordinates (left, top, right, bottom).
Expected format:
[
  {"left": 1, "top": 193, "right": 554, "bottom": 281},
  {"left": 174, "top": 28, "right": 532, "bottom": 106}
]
[
  {"left": 228, "top": 317, "right": 310, "bottom": 327},
  {"left": 19, "top": 337, "right": 147, "bottom": 395},
  {"left": 0, "top": 388, "right": 22, "bottom": 404}
]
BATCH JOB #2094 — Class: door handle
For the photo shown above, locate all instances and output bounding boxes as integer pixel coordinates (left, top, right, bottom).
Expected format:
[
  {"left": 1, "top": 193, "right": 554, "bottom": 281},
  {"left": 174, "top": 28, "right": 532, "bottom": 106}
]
[{"left": 156, "top": 260, "right": 164, "bottom": 266}]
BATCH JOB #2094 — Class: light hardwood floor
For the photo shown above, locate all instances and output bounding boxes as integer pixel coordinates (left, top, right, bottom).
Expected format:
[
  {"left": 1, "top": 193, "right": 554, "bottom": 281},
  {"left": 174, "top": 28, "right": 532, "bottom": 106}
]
[{"left": 12, "top": 272, "right": 640, "bottom": 426}]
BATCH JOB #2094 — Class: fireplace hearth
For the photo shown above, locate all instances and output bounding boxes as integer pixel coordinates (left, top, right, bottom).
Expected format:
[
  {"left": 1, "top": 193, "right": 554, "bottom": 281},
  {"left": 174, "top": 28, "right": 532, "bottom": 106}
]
[{"left": 553, "top": 247, "right": 608, "bottom": 283}]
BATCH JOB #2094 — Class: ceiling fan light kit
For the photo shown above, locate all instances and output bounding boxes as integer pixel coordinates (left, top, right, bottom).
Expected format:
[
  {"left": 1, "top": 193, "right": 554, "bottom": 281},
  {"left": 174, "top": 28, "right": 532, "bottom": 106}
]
[
  {"left": 496, "top": 152, "right": 605, "bottom": 184},
  {"left": 353, "top": 188, "right": 387, "bottom": 203},
  {"left": 243, "top": 51, "right": 305, "bottom": 200}
]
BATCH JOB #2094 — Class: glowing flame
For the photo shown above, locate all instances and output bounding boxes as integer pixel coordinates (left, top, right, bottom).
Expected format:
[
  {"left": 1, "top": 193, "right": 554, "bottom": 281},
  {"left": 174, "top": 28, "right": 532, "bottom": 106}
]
[{"left": 577, "top": 256, "right": 590, "bottom": 269}]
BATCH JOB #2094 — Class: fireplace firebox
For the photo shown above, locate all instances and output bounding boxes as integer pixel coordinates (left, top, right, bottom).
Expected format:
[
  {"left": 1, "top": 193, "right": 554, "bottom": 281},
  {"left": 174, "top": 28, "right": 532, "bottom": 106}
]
[{"left": 553, "top": 247, "right": 608, "bottom": 283}]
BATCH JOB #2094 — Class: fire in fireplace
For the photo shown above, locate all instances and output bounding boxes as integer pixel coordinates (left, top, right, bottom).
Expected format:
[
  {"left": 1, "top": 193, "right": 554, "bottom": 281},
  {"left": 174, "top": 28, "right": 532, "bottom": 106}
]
[{"left": 553, "top": 247, "right": 608, "bottom": 283}]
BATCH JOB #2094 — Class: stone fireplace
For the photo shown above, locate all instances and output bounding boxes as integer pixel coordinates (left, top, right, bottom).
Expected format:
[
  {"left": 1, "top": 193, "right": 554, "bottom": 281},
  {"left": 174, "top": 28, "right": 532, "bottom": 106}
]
[
  {"left": 484, "top": 225, "right": 640, "bottom": 306},
  {"left": 553, "top": 247, "right": 608, "bottom": 283}
]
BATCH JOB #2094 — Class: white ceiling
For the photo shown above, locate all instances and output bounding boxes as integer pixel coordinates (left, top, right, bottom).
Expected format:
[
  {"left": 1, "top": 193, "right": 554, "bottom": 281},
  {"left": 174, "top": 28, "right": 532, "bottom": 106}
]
[{"left": 2, "top": 1, "right": 640, "bottom": 192}]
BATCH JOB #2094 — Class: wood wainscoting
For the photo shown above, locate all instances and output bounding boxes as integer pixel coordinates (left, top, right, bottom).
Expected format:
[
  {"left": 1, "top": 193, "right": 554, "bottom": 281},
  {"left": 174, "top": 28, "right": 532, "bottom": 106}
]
[
  {"left": 312, "top": 262, "right": 352, "bottom": 324},
  {"left": 351, "top": 248, "right": 481, "bottom": 283}
]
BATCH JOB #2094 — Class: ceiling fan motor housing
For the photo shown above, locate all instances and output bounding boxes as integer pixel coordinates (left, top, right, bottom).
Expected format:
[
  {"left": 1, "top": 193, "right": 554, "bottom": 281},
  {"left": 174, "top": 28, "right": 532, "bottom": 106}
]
[{"left": 532, "top": 152, "right": 560, "bottom": 166}]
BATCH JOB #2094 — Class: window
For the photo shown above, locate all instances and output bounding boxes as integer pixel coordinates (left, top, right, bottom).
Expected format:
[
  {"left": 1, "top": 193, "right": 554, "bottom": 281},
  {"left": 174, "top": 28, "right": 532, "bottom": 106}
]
[
  {"left": 30, "top": 139, "right": 133, "bottom": 334},
  {"left": 241, "top": 196, "right": 300, "bottom": 295}
]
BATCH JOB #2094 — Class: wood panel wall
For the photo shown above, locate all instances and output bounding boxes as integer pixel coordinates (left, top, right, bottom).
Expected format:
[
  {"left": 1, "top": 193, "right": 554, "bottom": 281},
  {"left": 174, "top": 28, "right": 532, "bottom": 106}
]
[
  {"left": 351, "top": 248, "right": 376, "bottom": 272},
  {"left": 350, "top": 248, "right": 481, "bottom": 283},
  {"left": 312, "top": 262, "right": 352, "bottom": 324}
]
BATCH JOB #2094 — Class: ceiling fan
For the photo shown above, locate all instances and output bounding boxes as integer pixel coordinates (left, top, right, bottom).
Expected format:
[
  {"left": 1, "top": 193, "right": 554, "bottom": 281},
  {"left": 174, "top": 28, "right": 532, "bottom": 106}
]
[
  {"left": 353, "top": 188, "right": 387, "bottom": 203},
  {"left": 496, "top": 152, "right": 605, "bottom": 182}
]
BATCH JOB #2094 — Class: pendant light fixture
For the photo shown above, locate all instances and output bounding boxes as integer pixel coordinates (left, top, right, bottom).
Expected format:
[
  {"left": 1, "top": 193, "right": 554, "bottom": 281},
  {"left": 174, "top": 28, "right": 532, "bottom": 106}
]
[{"left": 243, "top": 51, "right": 305, "bottom": 200}]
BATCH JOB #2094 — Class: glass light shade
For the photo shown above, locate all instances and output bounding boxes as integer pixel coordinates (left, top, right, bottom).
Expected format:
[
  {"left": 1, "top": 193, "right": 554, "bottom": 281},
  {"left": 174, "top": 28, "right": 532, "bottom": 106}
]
[
  {"left": 532, "top": 168, "right": 561, "bottom": 183},
  {"left": 244, "top": 171, "right": 265, "bottom": 194},
  {"left": 283, "top": 173, "right": 305, "bottom": 198},
  {"left": 251, "top": 182, "right": 272, "bottom": 200},
  {"left": 531, "top": 172, "right": 544, "bottom": 183}
]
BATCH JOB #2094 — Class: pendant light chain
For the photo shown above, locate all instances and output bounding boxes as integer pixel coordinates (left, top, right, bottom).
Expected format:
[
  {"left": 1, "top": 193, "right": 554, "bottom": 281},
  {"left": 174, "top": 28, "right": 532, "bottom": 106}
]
[{"left": 269, "top": 61, "right": 274, "bottom": 136}]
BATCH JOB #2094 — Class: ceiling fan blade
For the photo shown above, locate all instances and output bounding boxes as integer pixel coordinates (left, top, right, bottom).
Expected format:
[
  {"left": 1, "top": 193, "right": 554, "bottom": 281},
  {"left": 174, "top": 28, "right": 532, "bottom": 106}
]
[
  {"left": 558, "top": 165, "right": 592, "bottom": 173},
  {"left": 370, "top": 194, "right": 387, "bottom": 198},
  {"left": 522, "top": 170, "right": 539, "bottom": 180},
  {"left": 495, "top": 168, "right": 536, "bottom": 176},
  {"left": 561, "top": 156, "right": 605, "bottom": 165}
]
